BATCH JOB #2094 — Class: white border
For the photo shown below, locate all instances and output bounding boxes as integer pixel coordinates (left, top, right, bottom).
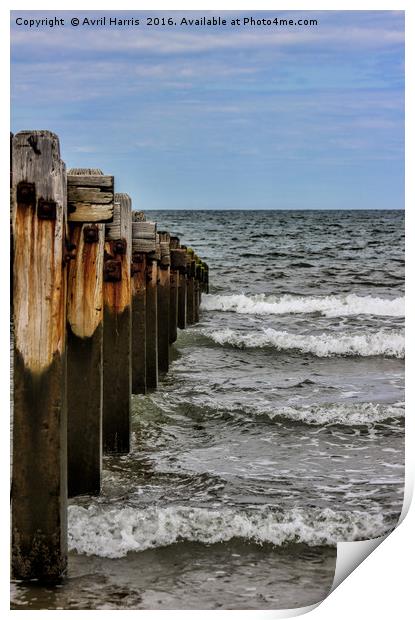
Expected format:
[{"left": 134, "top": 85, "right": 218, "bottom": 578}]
[{"left": 2, "top": 1, "right": 413, "bottom": 618}]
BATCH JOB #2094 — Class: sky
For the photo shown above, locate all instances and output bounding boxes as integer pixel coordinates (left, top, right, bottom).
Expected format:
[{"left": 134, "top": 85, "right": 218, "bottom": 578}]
[{"left": 10, "top": 10, "right": 404, "bottom": 210}]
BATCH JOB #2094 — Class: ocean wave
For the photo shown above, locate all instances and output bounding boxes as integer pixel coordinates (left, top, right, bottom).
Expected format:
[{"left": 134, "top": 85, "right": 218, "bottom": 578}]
[
  {"left": 68, "top": 505, "right": 391, "bottom": 558},
  {"left": 158, "top": 397, "right": 404, "bottom": 427},
  {"left": 201, "top": 293, "right": 404, "bottom": 318},
  {"left": 202, "top": 328, "right": 404, "bottom": 358},
  {"left": 261, "top": 402, "right": 404, "bottom": 426}
]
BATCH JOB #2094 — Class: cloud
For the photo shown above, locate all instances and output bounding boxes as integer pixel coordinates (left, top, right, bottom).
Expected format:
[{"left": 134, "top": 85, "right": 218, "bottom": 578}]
[
  {"left": 71, "top": 145, "right": 99, "bottom": 153},
  {"left": 10, "top": 10, "right": 404, "bottom": 210}
]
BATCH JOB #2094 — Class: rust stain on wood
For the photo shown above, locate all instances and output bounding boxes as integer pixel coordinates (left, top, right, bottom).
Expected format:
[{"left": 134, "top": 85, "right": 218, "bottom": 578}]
[
  {"left": 145, "top": 257, "right": 158, "bottom": 389},
  {"left": 67, "top": 223, "right": 104, "bottom": 338},
  {"left": 131, "top": 252, "right": 147, "bottom": 394},
  {"left": 11, "top": 130, "right": 68, "bottom": 582},
  {"left": 103, "top": 194, "right": 132, "bottom": 315},
  {"left": 103, "top": 242, "right": 131, "bottom": 314},
  {"left": 131, "top": 252, "right": 146, "bottom": 295},
  {"left": 13, "top": 210, "right": 66, "bottom": 371}
]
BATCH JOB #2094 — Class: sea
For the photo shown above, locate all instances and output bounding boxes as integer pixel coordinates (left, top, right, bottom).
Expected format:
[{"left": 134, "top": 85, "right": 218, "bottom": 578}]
[{"left": 11, "top": 209, "right": 405, "bottom": 610}]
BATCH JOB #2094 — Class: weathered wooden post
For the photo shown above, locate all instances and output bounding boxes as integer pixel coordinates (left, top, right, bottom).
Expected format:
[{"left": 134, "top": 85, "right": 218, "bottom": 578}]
[
  {"left": 203, "top": 261, "right": 210, "bottom": 294},
  {"left": 186, "top": 248, "right": 196, "bottom": 325},
  {"left": 172, "top": 248, "right": 188, "bottom": 335},
  {"left": 177, "top": 246, "right": 187, "bottom": 330},
  {"left": 194, "top": 256, "right": 201, "bottom": 323},
  {"left": 169, "top": 236, "right": 180, "bottom": 344},
  {"left": 11, "top": 130, "right": 68, "bottom": 581},
  {"left": 66, "top": 169, "right": 113, "bottom": 497},
  {"left": 199, "top": 262, "right": 205, "bottom": 298},
  {"left": 131, "top": 216, "right": 156, "bottom": 394},
  {"left": 10, "top": 132, "right": 14, "bottom": 310},
  {"left": 103, "top": 193, "right": 132, "bottom": 454},
  {"left": 146, "top": 226, "right": 159, "bottom": 390},
  {"left": 199, "top": 261, "right": 204, "bottom": 308},
  {"left": 157, "top": 232, "right": 171, "bottom": 373}
]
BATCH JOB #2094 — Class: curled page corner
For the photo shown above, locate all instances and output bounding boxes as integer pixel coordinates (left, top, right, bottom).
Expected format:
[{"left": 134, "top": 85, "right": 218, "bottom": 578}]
[
  {"left": 330, "top": 534, "right": 388, "bottom": 592},
  {"left": 330, "top": 472, "right": 413, "bottom": 595},
  {"left": 398, "top": 475, "right": 413, "bottom": 524},
  {"left": 282, "top": 602, "right": 321, "bottom": 618},
  {"left": 247, "top": 601, "right": 321, "bottom": 619}
]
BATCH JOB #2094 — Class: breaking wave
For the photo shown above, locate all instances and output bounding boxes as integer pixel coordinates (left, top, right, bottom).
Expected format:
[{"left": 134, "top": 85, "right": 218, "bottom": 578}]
[
  {"left": 258, "top": 402, "right": 404, "bottom": 426},
  {"left": 202, "top": 328, "right": 404, "bottom": 358},
  {"left": 155, "top": 397, "right": 405, "bottom": 427},
  {"left": 68, "top": 504, "right": 392, "bottom": 558},
  {"left": 201, "top": 293, "right": 404, "bottom": 318}
]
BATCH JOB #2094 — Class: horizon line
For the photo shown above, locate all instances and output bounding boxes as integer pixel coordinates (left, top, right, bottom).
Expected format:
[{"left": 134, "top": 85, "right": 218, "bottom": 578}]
[{"left": 143, "top": 207, "right": 405, "bottom": 211}]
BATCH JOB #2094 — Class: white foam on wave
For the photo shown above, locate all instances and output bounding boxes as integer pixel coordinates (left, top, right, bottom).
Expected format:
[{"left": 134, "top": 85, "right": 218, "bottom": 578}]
[
  {"left": 203, "top": 328, "right": 404, "bottom": 358},
  {"left": 201, "top": 293, "right": 405, "bottom": 318},
  {"left": 264, "top": 402, "right": 404, "bottom": 426},
  {"left": 173, "top": 398, "right": 404, "bottom": 426},
  {"left": 68, "top": 504, "right": 390, "bottom": 558}
]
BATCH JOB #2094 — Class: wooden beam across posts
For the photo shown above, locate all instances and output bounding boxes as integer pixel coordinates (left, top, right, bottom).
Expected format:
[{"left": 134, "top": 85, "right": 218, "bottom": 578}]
[
  {"left": 157, "top": 232, "right": 171, "bottom": 373},
  {"left": 67, "top": 170, "right": 114, "bottom": 223},
  {"left": 131, "top": 217, "right": 156, "bottom": 394},
  {"left": 146, "top": 235, "right": 159, "bottom": 390},
  {"left": 11, "top": 130, "right": 68, "bottom": 582},
  {"left": 186, "top": 248, "right": 196, "bottom": 325},
  {"left": 66, "top": 169, "right": 106, "bottom": 498},
  {"left": 169, "top": 237, "right": 180, "bottom": 345},
  {"left": 103, "top": 193, "right": 132, "bottom": 454}
]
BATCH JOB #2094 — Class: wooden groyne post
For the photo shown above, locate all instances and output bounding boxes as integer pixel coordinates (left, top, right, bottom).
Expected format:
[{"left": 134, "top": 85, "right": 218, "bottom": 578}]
[
  {"left": 66, "top": 169, "right": 112, "bottom": 497},
  {"left": 203, "top": 261, "right": 209, "bottom": 294},
  {"left": 11, "top": 130, "right": 68, "bottom": 581},
  {"left": 157, "top": 232, "right": 171, "bottom": 373},
  {"left": 145, "top": 224, "right": 159, "bottom": 390},
  {"left": 194, "top": 256, "right": 201, "bottom": 324},
  {"left": 11, "top": 127, "right": 210, "bottom": 583},
  {"left": 169, "top": 236, "right": 180, "bottom": 344},
  {"left": 177, "top": 246, "right": 187, "bottom": 330},
  {"left": 186, "top": 248, "right": 196, "bottom": 325},
  {"left": 131, "top": 215, "right": 154, "bottom": 394},
  {"left": 102, "top": 193, "right": 132, "bottom": 453}
]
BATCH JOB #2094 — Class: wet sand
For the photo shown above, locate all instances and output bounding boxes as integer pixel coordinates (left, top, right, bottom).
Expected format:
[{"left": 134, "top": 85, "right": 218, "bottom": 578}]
[{"left": 11, "top": 541, "right": 336, "bottom": 610}]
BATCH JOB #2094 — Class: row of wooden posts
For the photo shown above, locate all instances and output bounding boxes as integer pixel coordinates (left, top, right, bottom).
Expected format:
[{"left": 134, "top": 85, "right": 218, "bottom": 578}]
[{"left": 11, "top": 130, "right": 209, "bottom": 582}]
